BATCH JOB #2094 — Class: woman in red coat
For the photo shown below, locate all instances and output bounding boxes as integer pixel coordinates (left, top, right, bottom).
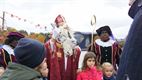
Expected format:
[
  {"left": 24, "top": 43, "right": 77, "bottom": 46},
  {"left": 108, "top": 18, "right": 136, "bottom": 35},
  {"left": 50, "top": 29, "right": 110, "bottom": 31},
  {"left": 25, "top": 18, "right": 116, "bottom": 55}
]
[{"left": 77, "top": 52, "right": 103, "bottom": 80}]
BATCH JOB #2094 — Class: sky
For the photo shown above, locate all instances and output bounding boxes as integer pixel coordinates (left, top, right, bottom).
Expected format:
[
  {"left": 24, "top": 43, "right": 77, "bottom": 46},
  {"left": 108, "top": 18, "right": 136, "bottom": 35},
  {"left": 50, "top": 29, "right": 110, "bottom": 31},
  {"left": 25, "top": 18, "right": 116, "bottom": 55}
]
[{"left": 0, "top": 0, "right": 133, "bottom": 39}]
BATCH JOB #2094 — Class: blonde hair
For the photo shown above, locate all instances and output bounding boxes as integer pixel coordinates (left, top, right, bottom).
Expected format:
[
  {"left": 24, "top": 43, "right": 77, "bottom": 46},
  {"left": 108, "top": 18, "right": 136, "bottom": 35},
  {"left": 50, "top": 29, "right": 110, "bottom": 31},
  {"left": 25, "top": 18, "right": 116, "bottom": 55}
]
[
  {"left": 102, "top": 62, "right": 112, "bottom": 67},
  {"left": 102, "top": 62, "right": 114, "bottom": 71}
]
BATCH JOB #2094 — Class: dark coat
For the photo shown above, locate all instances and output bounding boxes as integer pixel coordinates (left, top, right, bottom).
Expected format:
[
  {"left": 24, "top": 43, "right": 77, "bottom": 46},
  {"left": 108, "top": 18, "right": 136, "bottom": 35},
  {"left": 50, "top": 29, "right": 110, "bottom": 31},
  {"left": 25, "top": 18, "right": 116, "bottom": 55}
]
[
  {"left": 116, "top": 0, "right": 142, "bottom": 80},
  {"left": 0, "top": 63, "right": 42, "bottom": 80},
  {"left": 103, "top": 75, "right": 116, "bottom": 80}
]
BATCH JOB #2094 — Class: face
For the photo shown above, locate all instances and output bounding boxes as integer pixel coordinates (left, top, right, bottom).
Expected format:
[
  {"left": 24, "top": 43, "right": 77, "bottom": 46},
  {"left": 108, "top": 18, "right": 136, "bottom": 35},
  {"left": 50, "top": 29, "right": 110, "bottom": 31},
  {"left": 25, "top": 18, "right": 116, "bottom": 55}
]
[
  {"left": 39, "top": 62, "right": 49, "bottom": 77},
  {"left": 100, "top": 31, "right": 109, "bottom": 42},
  {"left": 37, "top": 58, "right": 49, "bottom": 77},
  {"left": 10, "top": 40, "right": 18, "bottom": 48},
  {"left": 103, "top": 66, "right": 114, "bottom": 78},
  {"left": 86, "top": 58, "right": 95, "bottom": 68}
]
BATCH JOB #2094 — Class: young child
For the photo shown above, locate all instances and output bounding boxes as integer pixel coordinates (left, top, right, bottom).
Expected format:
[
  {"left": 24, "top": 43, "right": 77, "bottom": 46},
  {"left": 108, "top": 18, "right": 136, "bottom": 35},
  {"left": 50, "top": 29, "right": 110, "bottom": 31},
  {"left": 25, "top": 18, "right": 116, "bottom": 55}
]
[
  {"left": 77, "top": 52, "right": 103, "bottom": 80},
  {"left": 0, "top": 38, "right": 47, "bottom": 80},
  {"left": 37, "top": 61, "right": 49, "bottom": 80},
  {"left": 102, "top": 62, "right": 116, "bottom": 80}
]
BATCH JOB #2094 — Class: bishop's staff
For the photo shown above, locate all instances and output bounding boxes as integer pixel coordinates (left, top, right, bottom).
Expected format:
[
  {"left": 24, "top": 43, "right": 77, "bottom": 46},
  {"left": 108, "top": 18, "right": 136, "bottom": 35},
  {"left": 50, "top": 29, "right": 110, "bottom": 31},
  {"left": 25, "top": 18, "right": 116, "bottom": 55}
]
[{"left": 90, "top": 15, "right": 96, "bottom": 51}]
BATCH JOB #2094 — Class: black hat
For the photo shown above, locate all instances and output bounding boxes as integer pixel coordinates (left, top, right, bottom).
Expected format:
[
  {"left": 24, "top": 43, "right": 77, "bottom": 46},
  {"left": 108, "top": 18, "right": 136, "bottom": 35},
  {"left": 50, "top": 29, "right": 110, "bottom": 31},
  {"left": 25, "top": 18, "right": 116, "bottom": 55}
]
[
  {"left": 4, "top": 32, "right": 25, "bottom": 48},
  {"left": 96, "top": 25, "right": 112, "bottom": 36},
  {"left": 14, "top": 38, "right": 46, "bottom": 68}
]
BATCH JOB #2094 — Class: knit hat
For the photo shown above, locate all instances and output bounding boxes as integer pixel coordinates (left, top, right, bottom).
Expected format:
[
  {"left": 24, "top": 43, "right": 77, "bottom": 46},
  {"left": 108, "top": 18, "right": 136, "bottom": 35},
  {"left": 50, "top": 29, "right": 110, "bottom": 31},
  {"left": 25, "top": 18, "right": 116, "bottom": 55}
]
[
  {"left": 7, "top": 32, "right": 25, "bottom": 38},
  {"left": 14, "top": 38, "right": 46, "bottom": 68},
  {"left": 96, "top": 25, "right": 112, "bottom": 36}
]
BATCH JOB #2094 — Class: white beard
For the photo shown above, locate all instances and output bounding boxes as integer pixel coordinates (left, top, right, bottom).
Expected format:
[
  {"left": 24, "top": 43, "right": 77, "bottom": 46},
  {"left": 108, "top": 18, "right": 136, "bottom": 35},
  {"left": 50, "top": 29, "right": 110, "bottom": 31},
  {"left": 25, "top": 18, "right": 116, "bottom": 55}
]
[
  {"left": 62, "top": 40, "right": 74, "bottom": 56},
  {"left": 58, "top": 24, "right": 77, "bottom": 56}
]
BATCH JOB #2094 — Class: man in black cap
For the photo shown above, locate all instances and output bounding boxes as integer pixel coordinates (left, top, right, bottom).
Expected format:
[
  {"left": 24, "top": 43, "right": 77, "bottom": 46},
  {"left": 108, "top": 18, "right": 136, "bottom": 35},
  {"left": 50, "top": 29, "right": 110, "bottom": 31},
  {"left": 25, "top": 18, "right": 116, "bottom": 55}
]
[
  {"left": 88, "top": 25, "right": 122, "bottom": 70},
  {"left": 116, "top": 0, "right": 142, "bottom": 80},
  {"left": 0, "top": 38, "right": 48, "bottom": 80},
  {"left": 0, "top": 32, "right": 25, "bottom": 69}
]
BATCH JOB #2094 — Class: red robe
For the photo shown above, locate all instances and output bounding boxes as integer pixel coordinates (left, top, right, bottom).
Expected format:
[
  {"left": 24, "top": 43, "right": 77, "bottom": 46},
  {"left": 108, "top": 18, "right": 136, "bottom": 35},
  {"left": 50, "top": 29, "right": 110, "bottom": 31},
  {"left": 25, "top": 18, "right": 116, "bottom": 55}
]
[
  {"left": 45, "top": 39, "right": 81, "bottom": 80},
  {"left": 0, "top": 48, "right": 16, "bottom": 69}
]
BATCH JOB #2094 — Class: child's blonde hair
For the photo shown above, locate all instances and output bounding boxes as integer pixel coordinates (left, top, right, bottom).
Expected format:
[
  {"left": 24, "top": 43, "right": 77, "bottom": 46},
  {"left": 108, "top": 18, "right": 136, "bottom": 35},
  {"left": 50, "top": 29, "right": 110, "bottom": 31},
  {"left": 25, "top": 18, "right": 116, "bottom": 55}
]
[{"left": 102, "top": 62, "right": 114, "bottom": 72}]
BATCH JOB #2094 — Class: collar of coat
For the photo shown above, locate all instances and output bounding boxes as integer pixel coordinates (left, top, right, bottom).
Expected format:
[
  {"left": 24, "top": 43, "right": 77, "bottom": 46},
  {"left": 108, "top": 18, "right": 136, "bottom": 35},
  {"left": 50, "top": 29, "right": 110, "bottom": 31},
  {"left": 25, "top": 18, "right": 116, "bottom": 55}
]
[
  {"left": 95, "top": 39, "right": 115, "bottom": 47},
  {"left": 2, "top": 45, "right": 14, "bottom": 55}
]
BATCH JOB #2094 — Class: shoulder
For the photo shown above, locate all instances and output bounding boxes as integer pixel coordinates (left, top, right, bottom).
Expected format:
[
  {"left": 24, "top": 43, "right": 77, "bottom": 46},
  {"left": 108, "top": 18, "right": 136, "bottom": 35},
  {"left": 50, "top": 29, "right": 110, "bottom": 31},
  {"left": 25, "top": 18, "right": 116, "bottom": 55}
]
[
  {"left": 44, "top": 40, "right": 52, "bottom": 48},
  {"left": 77, "top": 70, "right": 87, "bottom": 77},
  {"left": 74, "top": 46, "right": 81, "bottom": 55},
  {"left": 44, "top": 40, "right": 50, "bottom": 45},
  {"left": 75, "top": 46, "right": 81, "bottom": 51},
  {"left": 113, "top": 42, "right": 121, "bottom": 48},
  {"left": 92, "top": 66, "right": 103, "bottom": 75}
]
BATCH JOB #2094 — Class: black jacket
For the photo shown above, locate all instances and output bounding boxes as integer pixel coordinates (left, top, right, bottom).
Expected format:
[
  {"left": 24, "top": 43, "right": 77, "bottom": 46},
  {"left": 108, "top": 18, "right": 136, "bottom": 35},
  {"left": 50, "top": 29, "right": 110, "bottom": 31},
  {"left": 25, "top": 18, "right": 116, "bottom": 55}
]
[{"left": 116, "top": 0, "right": 142, "bottom": 80}]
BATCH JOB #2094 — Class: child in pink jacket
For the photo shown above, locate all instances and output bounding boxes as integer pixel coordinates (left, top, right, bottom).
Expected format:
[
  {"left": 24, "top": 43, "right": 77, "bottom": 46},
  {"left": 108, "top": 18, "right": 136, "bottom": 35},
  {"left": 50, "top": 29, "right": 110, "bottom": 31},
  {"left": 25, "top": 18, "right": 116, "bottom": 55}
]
[{"left": 77, "top": 52, "right": 103, "bottom": 80}]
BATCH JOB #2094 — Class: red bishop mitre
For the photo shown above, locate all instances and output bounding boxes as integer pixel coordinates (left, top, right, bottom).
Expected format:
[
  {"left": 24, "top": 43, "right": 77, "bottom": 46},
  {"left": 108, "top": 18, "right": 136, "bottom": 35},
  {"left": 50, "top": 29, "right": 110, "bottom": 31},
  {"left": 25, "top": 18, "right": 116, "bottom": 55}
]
[{"left": 55, "top": 15, "right": 66, "bottom": 25}]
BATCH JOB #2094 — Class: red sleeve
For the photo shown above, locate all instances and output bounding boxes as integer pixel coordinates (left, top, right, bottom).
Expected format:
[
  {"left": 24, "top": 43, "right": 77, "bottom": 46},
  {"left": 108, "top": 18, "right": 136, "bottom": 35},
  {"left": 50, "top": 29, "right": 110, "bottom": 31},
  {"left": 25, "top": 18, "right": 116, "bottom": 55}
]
[{"left": 0, "top": 49, "right": 6, "bottom": 69}]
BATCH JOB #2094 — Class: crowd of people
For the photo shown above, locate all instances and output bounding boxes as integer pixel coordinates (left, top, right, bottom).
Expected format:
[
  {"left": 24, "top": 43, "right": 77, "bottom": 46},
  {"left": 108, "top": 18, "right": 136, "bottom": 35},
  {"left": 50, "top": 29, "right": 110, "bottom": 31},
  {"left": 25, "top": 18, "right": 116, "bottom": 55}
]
[{"left": 0, "top": 0, "right": 142, "bottom": 80}]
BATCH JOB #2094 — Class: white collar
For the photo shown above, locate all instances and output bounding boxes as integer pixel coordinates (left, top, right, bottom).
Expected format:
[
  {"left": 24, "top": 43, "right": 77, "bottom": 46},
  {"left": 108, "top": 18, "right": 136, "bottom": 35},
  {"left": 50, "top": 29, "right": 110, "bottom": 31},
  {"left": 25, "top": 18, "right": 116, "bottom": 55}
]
[
  {"left": 95, "top": 39, "right": 115, "bottom": 47},
  {"left": 2, "top": 45, "right": 14, "bottom": 55}
]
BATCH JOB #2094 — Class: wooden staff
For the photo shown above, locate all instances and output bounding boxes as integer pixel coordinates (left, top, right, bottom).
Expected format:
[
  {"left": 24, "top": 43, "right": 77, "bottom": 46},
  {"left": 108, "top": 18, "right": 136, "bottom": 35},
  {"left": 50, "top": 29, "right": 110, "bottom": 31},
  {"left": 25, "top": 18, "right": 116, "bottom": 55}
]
[{"left": 90, "top": 15, "right": 96, "bottom": 51}]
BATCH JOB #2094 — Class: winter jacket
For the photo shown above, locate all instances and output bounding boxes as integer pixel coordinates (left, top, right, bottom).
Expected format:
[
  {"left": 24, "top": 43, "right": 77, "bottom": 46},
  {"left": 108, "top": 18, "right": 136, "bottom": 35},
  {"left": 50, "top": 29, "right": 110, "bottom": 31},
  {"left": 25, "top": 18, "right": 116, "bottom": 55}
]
[
  {"left": 103, "top": 75, "right": 116, "bottom": 80},
  {"left": 0, "top": 62, "right": 43, "bottom": 80},
  {"left": 116, "top": 0, "right": 142, "bottom": 80},
  {"left": 77, "top": 67, "right": 103, "bottom": 80}
]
